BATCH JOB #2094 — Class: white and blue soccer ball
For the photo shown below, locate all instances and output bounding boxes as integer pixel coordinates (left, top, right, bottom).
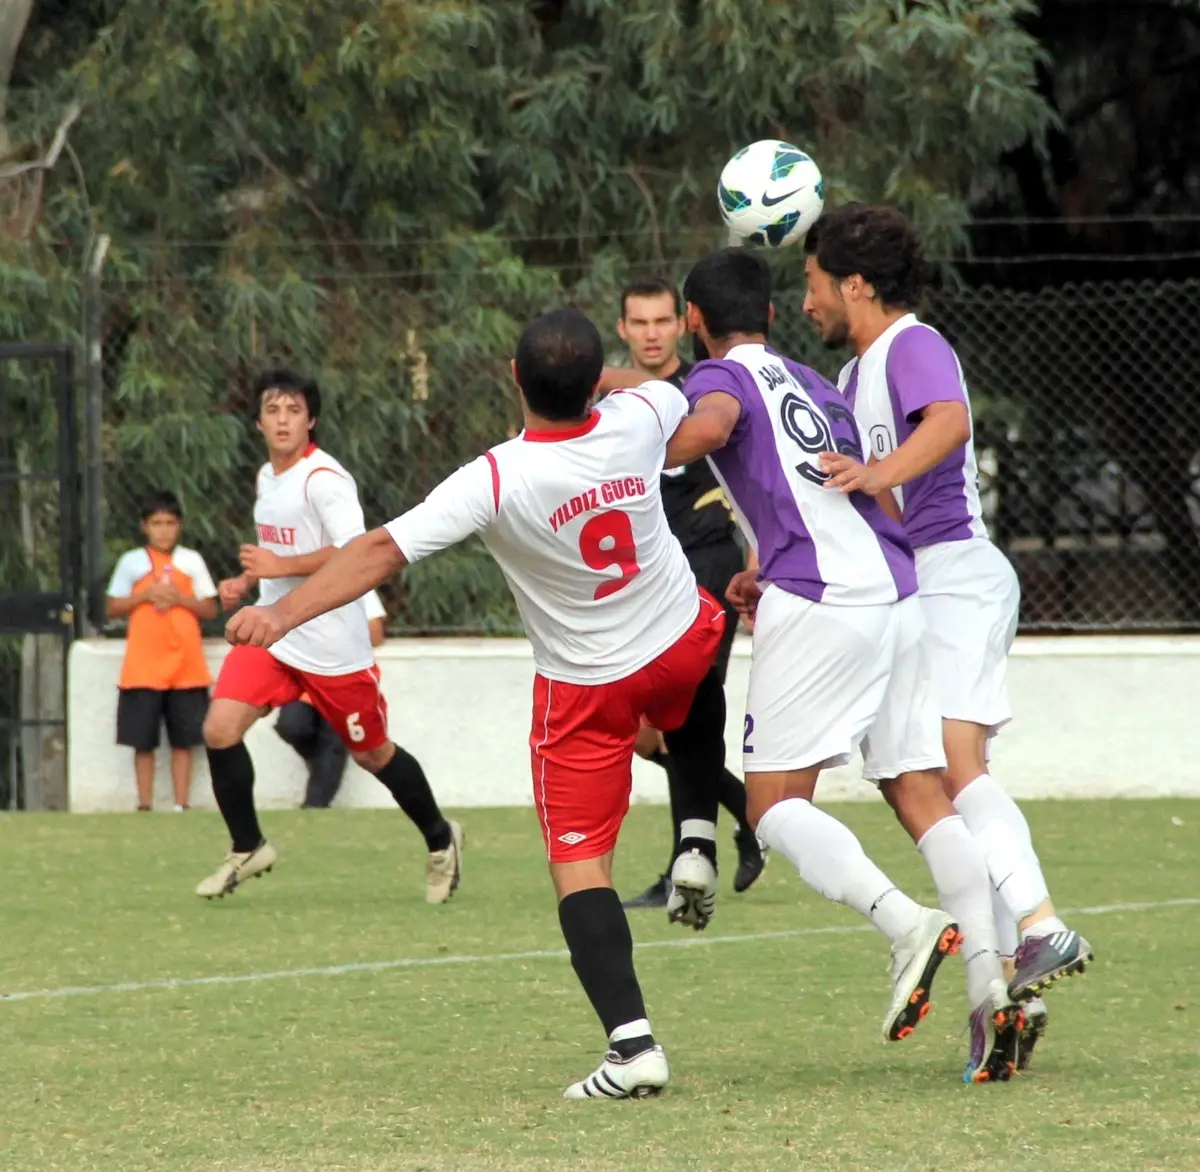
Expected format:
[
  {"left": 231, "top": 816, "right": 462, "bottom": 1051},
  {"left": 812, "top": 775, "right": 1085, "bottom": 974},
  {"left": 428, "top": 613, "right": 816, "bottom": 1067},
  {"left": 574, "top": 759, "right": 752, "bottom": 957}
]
[{"left": 718, "top": 139, "right": 825, "bottom": 248}]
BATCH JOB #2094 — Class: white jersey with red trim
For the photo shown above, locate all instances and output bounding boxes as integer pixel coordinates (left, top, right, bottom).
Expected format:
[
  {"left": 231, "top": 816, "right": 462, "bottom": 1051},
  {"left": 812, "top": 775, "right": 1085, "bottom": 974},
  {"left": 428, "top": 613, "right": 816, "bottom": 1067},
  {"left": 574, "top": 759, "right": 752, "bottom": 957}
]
[
  {"left": 385, "top": 382, "right": 701, "bottom": 685},
  {"left": 254, "top": 444, "right": 375, "bottom": 675}
]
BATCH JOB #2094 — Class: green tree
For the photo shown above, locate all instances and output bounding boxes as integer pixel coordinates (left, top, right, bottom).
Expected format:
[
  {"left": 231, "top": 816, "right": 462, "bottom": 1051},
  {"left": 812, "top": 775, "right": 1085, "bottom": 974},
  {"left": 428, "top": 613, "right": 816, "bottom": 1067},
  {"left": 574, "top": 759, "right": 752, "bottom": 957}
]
[{"left": 0, "top": 0, "right": 1054, "bottom": 631}]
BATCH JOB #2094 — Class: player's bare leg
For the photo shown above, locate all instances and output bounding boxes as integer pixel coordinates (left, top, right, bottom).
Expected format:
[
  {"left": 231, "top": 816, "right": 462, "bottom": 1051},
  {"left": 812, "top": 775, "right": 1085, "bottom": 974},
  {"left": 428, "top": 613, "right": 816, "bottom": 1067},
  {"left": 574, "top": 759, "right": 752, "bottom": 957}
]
[
  {"left": 352, "top": 741, "right": 462, "bottom": 904},
  {"left": 170, "top": 747, "right": 193, "bottom": 810},
  {"left": 942, "top": 719, "right": 1093, "bottom": 1010},
  {"left": 880, "top": 769, "right": 1021, "bottom": 1082},
  {"left": 133, "top": 750, "right": 155, "bottom": 811},
  {"left": 196, "top": 697, "right": 277, "bottom": 898},
  {"left": 553, "top": 853, "right": 669, "bottom": 1100},
  {"left": 622, "top": 727, "right": 674, "bottom": 910},
  {"left": 748, "top": 766, "right": 960, "bottom": 1044}
]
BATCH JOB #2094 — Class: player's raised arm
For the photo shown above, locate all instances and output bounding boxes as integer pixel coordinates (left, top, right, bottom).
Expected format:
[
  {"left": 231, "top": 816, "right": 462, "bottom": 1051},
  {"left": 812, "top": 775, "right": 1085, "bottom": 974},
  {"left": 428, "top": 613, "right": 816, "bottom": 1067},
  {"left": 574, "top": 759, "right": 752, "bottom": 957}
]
[
  {"left": 226, "top": 456, "right": 497, "bottom": 649},
  {"left": 596, "top": 365, "right": 650, "bottom": 394},
  {"left": 227, "top": 528, "right": 404, "bottom": 647}
]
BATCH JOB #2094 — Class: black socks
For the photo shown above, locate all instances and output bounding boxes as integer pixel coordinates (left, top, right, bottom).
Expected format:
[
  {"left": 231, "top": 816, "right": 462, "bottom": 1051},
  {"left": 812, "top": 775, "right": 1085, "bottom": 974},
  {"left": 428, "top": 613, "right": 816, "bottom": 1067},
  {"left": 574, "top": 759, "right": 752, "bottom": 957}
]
[
  {"left": 558, "top": 887, "right": 649, "bottom": 1043},
  {"left": 371, "top": 745, "right": 452, "bottom": 852},
  {"left": 206, "top": 742, "right": 263, "bottom": 853}
]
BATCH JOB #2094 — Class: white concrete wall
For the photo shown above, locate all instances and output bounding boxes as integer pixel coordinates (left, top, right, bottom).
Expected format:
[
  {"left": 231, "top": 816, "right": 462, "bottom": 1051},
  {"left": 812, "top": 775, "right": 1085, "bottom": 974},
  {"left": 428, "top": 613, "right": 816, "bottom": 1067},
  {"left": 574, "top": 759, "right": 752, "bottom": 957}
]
[{"left": 67, "top": 634, "right": 1200, "bottom": 812}]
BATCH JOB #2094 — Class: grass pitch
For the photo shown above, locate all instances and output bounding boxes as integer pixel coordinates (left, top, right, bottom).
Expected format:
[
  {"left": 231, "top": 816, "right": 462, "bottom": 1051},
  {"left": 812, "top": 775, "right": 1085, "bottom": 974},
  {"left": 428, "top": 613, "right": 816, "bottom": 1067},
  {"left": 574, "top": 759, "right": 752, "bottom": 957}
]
[{"left": 1, "top": 799, "right": 1196, "bottom": 1172}]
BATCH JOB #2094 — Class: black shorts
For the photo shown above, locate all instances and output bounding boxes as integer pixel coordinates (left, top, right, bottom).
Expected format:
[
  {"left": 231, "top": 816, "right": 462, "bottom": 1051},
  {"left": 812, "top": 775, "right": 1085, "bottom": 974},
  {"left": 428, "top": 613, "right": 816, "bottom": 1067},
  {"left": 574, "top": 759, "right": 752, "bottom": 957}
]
[
  {"left": 686, "top": 539, "right": 744, "bottom": 684},
  {"left": 116, "top": 687, "right": 210, "bottom": 752}
]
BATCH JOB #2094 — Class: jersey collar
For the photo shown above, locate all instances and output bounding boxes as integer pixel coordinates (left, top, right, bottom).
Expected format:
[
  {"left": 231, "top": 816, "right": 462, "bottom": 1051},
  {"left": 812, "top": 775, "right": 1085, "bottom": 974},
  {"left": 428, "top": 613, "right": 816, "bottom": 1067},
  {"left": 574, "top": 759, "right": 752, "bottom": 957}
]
[{"left": 522, "top": 411, "right": 601, "bottom": 443}]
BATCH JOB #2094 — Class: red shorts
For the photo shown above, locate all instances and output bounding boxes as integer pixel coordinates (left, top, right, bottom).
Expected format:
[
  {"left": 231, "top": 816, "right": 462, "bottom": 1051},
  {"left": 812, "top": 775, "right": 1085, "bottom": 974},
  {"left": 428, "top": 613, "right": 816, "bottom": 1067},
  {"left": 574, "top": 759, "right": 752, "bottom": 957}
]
[
  {"left": 530, "top": 589, "right": 725, "bottom": 863},
  {"left": 213, "top": 644, "right": 389, "bottom": 752}
]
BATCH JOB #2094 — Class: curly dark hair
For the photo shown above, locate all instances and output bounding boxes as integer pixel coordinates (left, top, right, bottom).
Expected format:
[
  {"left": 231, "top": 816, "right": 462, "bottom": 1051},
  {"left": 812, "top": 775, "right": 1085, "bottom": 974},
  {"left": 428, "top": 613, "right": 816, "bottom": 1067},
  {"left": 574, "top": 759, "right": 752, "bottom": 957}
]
[{"left": 804, "top": 203, "right": 924, "bottom": 310}]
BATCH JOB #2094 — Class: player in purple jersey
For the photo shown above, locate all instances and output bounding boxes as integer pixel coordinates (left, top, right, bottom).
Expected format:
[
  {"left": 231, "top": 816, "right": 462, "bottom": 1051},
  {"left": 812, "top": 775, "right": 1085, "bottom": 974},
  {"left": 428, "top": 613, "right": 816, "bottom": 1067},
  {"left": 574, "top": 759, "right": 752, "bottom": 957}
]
[
  {"left": 664, "top": 248, "right": 1023, "bottom": 1083},
  {"left": 803, "top": 203, "right": 1093, "bottom": 1068}
]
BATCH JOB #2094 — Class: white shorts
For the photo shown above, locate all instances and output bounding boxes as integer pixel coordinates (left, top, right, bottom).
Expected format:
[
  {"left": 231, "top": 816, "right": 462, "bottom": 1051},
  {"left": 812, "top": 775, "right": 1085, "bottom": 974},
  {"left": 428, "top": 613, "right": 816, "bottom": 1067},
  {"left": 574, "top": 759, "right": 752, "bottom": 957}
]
[
  {"left": 743, "top": 588, "right": 945, "bottom": 782},
  {"left": 916, "top": 538, "right": 1020, "bottom": 736}
]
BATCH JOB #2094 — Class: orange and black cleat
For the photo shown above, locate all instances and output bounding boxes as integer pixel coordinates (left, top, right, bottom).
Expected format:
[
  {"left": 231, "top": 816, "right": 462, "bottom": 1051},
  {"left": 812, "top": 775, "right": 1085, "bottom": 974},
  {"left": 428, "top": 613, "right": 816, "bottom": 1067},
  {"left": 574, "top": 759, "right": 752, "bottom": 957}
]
[
  {"left": 964, "top": 980, "right": 1025, "bottom": 1084},
  {"left": 883, "top": 908, "right": 962, "bottom": 1043}
]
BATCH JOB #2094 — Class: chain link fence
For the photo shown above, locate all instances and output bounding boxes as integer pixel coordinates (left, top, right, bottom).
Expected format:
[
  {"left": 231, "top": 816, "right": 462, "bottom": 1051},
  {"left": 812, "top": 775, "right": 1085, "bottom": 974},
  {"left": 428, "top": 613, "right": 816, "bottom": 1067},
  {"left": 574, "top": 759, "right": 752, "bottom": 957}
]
[{"left": 90, "top": 256, "right": 1200, "bottom": 634}]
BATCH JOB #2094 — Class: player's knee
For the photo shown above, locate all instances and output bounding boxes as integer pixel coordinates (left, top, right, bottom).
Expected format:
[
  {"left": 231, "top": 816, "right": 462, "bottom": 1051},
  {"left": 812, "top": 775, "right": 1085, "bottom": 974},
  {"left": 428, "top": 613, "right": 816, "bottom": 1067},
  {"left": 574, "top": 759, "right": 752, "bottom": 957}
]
[
  {"left": 633, "top": 725, "right": 662, "bottom": 760},
  {"left": 744, "top": 788, "right": 780, "bottom": 832},
  {"left": 879, "top": 770, "right": 953, "bottom": 836},
  {"left": 941, "top": 720, "right": 988, "bottom": 790},
  {"left": 275, "top": 701, "right": 316, "bottom": 747},
  {"left": 352, "top": 741, "right": 394, "bottom": 773},
  {"left": 202, "top": 712, "right": 241, "bottom": 751}
]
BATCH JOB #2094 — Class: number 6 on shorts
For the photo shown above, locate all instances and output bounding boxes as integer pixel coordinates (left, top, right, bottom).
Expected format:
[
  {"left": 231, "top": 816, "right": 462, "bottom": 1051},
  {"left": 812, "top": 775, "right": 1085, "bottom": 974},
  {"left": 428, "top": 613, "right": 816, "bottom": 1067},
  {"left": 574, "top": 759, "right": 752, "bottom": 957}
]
[{"left": 345, "top": 712, "right": 366, "bottom": 743}]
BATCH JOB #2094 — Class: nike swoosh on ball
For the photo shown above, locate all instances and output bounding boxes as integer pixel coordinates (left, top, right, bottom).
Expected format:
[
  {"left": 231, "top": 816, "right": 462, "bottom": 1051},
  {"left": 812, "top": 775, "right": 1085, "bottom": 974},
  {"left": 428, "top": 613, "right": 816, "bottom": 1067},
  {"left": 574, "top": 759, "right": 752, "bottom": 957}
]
[{"left": 762, "top": 186, "right": 807, "bottom": 207}]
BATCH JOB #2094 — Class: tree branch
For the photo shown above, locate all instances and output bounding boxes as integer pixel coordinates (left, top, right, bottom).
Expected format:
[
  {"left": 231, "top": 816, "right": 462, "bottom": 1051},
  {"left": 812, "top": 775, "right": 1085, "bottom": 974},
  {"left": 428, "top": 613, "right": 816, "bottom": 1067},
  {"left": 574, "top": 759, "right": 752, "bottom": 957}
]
[
  {"left": 0, "top": 102, "right": 82, "bottom": 180},
  {"left": 623, "top": 165, "right": 663, "bottom": 267}
]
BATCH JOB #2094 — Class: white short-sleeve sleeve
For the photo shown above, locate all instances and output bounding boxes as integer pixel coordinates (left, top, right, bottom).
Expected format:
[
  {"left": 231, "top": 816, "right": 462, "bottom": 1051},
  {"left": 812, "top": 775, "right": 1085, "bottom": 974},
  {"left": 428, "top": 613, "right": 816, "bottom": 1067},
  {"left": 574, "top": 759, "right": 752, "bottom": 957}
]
[
  {"left": 384, "top": 456, "right": 497, "bottom": 564},
  {"left": 174, "top": 547, "right": 218, "bottom": 600},
  {"left": 306, "top": 469, "right": 367, "bottom": 548},
  {"left": 607, "top": 380, "right": 690, "bottom": 438},
  {"left": 363, "top": 589, "right": 386, "bottom": 621},
  {"left": 106, "top": 549, "right": 151, "bottom": 598}
]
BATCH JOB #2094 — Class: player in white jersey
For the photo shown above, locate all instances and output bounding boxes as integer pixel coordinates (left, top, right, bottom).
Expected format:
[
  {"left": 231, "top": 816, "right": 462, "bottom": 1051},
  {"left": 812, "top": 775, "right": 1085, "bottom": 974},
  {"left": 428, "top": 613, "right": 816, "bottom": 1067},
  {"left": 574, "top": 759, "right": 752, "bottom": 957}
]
[
  {"left": 226, "top": 312, "right": 730, "bottom": 1102},
  {"left": 669, "top": 248, "right": 1023, "bottom": 1083},
  {"left": 802, "top": 204, "right": 1092, "bottom": 1068},
  {"left": 197, "top": 369, "right": 463, "bottom": 904}
]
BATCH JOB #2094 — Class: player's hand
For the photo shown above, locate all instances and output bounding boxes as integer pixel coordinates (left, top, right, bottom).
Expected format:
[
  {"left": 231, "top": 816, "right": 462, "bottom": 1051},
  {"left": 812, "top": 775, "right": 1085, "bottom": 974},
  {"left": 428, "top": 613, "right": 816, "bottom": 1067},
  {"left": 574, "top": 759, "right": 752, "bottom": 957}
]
[
  {"left": 819, "top": 452, "right": 888, "bottom": 496},
  {"left": 725, "top": 569, "right": 763, "bottom": 621},
  {"left": 239, "top": 545, "right": 285, "bottom": 579},
  {"left": 218, "top": 575, "right": 251, "bottom": 608},
  {"left": 225, "top": 605, "right": 287, "bottom": 649}
]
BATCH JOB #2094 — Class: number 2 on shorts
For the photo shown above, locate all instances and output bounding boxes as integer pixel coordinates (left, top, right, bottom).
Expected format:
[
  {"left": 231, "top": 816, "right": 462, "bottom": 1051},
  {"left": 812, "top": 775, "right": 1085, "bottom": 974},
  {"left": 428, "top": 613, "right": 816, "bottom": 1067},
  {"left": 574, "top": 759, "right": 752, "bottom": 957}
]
[
  {"left": 578, "top": 510, "right": 640, "bottom": 599},
  {"left": 743, "top": 713, "right": 755, "bottom": 754}
]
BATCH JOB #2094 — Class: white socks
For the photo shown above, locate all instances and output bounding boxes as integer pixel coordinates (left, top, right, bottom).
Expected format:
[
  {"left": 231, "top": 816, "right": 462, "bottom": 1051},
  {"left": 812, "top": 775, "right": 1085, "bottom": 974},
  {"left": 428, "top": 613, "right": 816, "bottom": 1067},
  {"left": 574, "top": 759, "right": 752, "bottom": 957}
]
[
  {"left": 1023, "top": 915, "right": 1069, "bottom": 941},
  {"left": 610, "top": 1018, "right": 653, "bottom": 1045},
  {"left": 756, "top": 798, "right": 922, "bottom": 942},
  {"left": 917, "top": 815, "right": 1004, "bottom": 1007},
  {"left": 953, "top": 774, "right": 1050, "bottom": 922},
  {"left": 992, "top": 887, "right": 1019, "bottom": 957},
  {"left": 679, "top": 819, "right": 716, "bottom": 845}
]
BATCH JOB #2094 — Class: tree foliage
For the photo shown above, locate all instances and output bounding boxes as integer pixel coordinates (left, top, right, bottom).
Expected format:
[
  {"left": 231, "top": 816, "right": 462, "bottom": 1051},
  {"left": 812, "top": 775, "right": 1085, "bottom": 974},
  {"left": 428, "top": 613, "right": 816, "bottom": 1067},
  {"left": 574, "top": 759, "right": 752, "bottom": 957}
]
[{"left": 0, "top": 0, "right": 1054, "bottom": 630}]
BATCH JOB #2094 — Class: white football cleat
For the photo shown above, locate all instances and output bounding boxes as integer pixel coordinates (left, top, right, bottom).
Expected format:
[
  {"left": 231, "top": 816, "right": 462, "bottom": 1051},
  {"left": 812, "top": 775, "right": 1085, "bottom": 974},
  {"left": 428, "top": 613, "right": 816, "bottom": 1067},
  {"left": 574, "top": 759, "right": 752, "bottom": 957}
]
[
  {"left": 425, "top": 820, "right": 464, "bottom": 904},
  {"left": 195, "top": 841, "right": 278, "bottom": 899},
  {"left": 666, "top": 848, "right": 717, "bottom": 931},
  {"left": 564, "top": 1045, "right": 669, "bottom": 1101},
  {"left": 881, "top": 906, "right": 961, "bottom": 1042}
]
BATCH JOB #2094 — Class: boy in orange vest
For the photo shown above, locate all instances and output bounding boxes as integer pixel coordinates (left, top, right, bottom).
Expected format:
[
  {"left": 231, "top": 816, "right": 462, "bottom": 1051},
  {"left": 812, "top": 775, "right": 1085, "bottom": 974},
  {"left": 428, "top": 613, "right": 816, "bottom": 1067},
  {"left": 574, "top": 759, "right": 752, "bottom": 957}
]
[{"left": 107, "top": 491, "right": 219, "bottom": 810}]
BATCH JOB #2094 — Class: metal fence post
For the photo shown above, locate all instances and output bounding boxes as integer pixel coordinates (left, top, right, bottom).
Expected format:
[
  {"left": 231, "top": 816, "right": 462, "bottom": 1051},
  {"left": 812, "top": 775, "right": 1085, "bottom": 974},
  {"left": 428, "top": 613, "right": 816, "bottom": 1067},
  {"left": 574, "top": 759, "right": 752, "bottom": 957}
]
[{"left": 82, "top": 232, "right": 110, "bottom": 633}]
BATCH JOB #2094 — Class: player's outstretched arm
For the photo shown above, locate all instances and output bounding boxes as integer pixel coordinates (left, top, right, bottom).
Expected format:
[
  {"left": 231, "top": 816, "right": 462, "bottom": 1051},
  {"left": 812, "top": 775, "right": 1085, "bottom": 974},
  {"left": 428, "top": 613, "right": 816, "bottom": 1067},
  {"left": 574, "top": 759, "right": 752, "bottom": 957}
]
[
  {"left": 820, "top": 402, "right": 970, "bottom": 495},
  {"left": 665, "top": 392, "right": 741, "bottom": 467},
  {"left": 596, "top": 365, "right": 650, "bottom": 394},
  {"left": 225, "top": 528, "right": 406, "bottom": 649}
]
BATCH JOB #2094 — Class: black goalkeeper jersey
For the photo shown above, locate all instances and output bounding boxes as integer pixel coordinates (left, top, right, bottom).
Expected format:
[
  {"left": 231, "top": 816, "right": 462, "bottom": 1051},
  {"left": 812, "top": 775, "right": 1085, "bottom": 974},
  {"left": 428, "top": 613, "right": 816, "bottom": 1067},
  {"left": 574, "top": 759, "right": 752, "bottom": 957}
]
[{"left": 659, "top": 363, "right": 737, "bottom": 553}]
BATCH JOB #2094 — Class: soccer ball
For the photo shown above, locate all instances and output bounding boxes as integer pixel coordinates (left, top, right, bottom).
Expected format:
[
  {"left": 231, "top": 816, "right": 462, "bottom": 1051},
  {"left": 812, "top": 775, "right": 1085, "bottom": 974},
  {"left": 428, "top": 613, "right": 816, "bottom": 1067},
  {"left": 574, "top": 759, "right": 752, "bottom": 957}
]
[{"left": 718, "top": 139, "right": 825, "bottom": 248}]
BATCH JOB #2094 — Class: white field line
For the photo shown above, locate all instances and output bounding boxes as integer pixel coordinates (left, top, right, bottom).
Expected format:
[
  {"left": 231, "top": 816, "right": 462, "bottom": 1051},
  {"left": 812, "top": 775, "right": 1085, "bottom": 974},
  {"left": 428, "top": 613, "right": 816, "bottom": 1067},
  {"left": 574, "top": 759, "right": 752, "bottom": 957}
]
[{"left": 2, "top": 896, "right": 1195, "bottom": 1006}]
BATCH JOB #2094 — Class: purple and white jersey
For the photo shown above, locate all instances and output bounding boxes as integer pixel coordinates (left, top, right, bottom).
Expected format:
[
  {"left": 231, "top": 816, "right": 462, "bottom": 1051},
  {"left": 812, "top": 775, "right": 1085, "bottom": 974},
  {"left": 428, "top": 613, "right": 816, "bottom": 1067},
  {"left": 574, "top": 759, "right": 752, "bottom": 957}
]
[
  {"left": 684, "top": 343, "right": 916, "bottom": 606},
  {"left": 839, "top": 314, "right": 987, "bottom": 550}
]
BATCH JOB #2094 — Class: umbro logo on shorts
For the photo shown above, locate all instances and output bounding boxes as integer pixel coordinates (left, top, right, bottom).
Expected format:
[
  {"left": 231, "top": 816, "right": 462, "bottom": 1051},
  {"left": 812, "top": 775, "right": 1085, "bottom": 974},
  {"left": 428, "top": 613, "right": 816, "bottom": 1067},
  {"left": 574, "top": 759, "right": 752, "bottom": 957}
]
[{"left": 557, "top": 831, "right": 588, "bottom": 846}]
